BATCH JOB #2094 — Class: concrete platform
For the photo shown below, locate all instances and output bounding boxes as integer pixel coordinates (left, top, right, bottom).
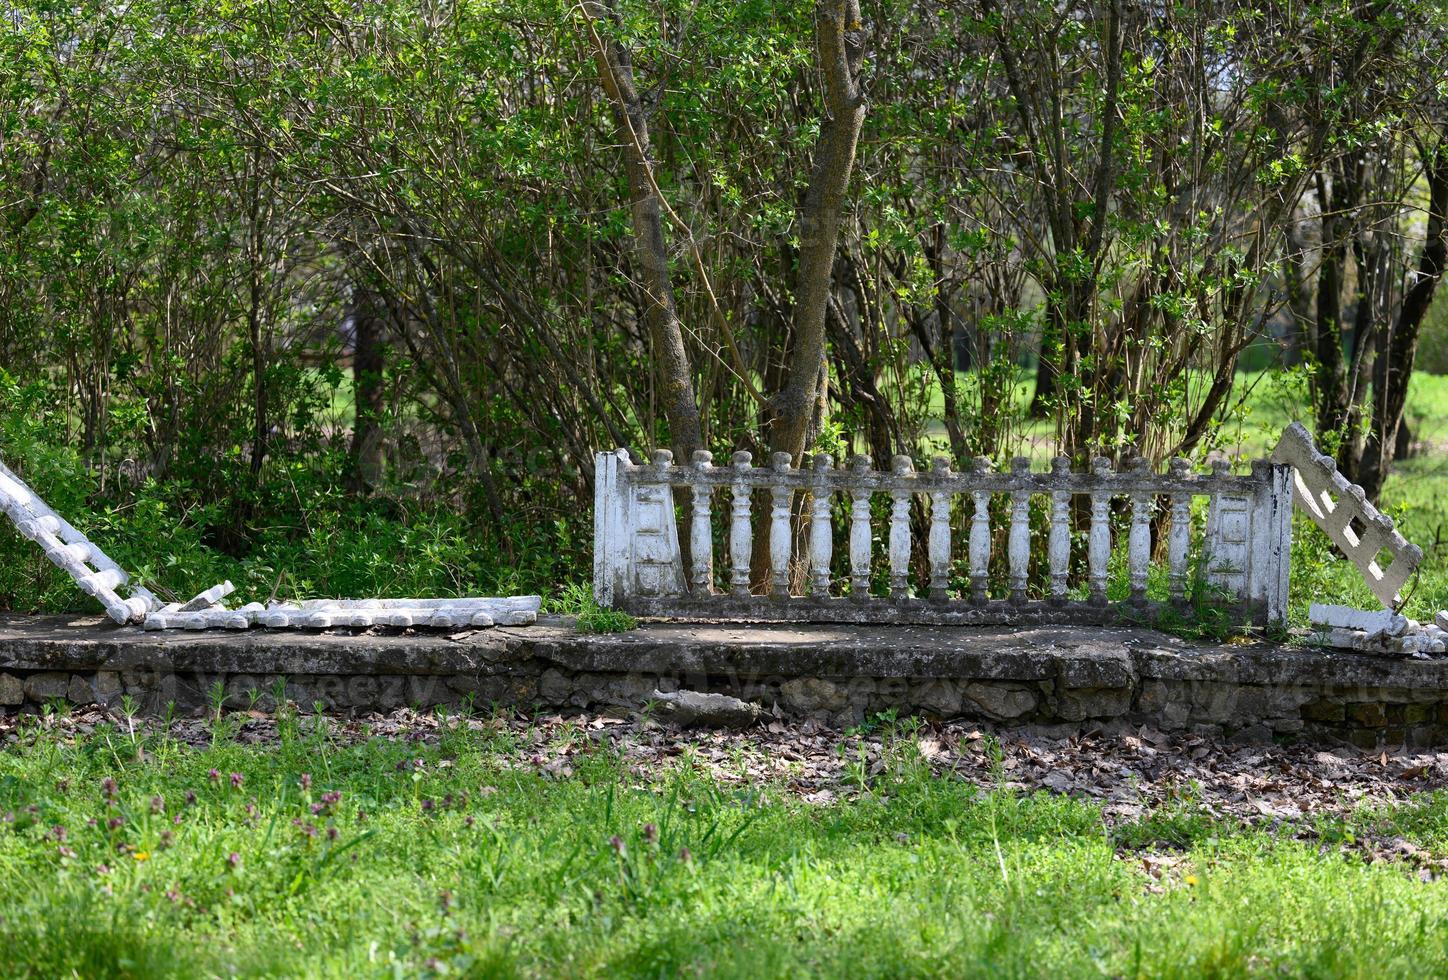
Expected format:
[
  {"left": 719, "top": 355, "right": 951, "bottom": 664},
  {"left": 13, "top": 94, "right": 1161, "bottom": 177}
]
[{"left": 3, "top": 615, "right": 1448, "bottom": 749}]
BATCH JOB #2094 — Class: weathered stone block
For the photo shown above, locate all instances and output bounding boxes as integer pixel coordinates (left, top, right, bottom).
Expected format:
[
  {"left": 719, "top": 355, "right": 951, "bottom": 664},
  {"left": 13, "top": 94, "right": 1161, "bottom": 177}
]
[
  {"left": 1302, "top": 699, "right": 1345, "bottom": 723},
  {"left": 538, "top": 668, "right": 572, "bottom": 705},
  {"left": 1158, "top": 699, "right": 1191, "bottom": 729},
  {"left": 1403, "top": 703, "right": 1436, "bottom": 725},
  {"left": 1057, "top": 686, "right": 1132, "bottom": 722},
  {"left": 616, "top": 674, "right": 673, "bottom": 704},
  {"left": 0, "top": 673, "right": 22, "bottom": 705},
  {"left": 1348, "top": 702, "right": 1386, "bottom": 728},
  {"left": 1261, "top": 687, "right": 1316, "bottom": 716},
  {"left": 445, "top": 674, "right": 509, "bottom": 702},
  {"left": 963, "top": 682, "right": 1036, "bottom": 720},
  {"left": 94, "top": 670, "right": 122, "bottom": 703},
  {"left": 1135, "top": 679, "right": 1173, "bottom": 713},
  {"left": 1408, "top": 725, "right": 1442, "bottom": 748},
  {"left": 912, "top": 678, "right": 962, "bottom": 717},
  {"left": 780, "top": 678, "right": 848, "bottom": 713},
  {"left": 67, "top": 674, "right": 92, "bottom": 704},
  {"left": 24, "top": 671, "right": 69, "bottom": 701},
  {"left": 1189, "top": 682, "right": 1261, "bottom": 723}
]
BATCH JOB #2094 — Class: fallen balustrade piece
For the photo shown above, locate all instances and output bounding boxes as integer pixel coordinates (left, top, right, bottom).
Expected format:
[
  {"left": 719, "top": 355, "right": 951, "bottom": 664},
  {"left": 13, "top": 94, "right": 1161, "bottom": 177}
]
[
  {"left": 0, "top": 454, "right": 540, "bottom": 632},
  {"left": 140, "top": 595, "right": 541, "bottom": 631},
  {"left": 1308, "top": 602, "right": 1409, "bottom": 637},
  {"left": 0, "top": 460, "right": 157, "bottom": 624},
  {"left": 1308, "top": 602, "right": 1448, "bottom": 657},
  {"left": 1273, "top": 422, "right": 1423, "bottom": 609},
  {"left": 179, "top": 581, "right": 236, "bottom": 612}
]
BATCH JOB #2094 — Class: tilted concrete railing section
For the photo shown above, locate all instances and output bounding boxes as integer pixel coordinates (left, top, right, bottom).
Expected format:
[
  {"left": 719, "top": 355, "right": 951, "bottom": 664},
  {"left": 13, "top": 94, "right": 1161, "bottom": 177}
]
[
  {"left": 0, "top": 460, "right": 158, "bottom": 624},
  {"left": 595, "top": 448, "right": 1294, "bottom": 626},
  {"left": 1272, "top": 421, "right": 1423, "bottom": 610}
]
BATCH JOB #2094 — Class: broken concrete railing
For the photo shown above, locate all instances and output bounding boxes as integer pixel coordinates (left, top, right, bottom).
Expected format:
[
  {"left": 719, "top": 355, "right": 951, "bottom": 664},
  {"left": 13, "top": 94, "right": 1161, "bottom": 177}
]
[
  {"left": 0, "top": 454, "right": 539, "bottom": 631},
  {"left": 1308, "top": 603, "right": 1448, "bottom": 657},
  {"left": 1273, "top": 422, "right": 1423, "bottom": 609},
  {"left": 0, "top": 460, "right": 157, "bottom": 624},
  {"left": 594, "top": 447, "right": 1294, "bottom": 627}
]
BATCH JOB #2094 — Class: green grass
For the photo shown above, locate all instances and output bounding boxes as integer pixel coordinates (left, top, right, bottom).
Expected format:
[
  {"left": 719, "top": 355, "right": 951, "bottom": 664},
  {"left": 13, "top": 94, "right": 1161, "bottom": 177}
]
[{"left": 5, "top": 716, "right": 1448, "bottom": 977}]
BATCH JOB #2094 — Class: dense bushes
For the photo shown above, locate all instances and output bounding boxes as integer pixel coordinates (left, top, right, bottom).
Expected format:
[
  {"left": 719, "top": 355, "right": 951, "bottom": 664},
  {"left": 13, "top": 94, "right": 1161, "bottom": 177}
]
[
  {"left": 2, "top": 0, "right": 1445, "bottom": 612},
  {"left": 0, "top": 371, "right": 585, "bottom": 611}
]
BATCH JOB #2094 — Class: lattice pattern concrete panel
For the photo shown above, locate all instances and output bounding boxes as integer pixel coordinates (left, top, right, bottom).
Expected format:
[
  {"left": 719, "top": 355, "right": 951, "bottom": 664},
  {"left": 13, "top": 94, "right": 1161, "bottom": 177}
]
[{"left": 1273, "top": 422, "right": 1423, "bottom": 609}]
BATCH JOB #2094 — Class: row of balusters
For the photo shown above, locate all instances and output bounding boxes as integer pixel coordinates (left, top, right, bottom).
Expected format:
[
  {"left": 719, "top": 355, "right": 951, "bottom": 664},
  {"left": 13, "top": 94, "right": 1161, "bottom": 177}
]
[{"left": 657, "top": 449, "right": 1204, "bottom": 603}]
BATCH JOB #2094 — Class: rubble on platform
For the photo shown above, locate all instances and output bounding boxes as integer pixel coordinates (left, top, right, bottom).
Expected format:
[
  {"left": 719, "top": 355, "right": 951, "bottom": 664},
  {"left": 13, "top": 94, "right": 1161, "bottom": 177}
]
[{"left": 1308, "top": 603, "right": 1448, "bottom": 657}]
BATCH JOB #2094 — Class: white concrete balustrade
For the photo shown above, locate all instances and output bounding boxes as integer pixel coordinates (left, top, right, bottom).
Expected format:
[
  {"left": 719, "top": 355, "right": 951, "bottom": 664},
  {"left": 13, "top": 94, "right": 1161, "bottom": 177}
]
[
  {"left": 594, "top": 446, "right": 1296, "bottom": 627},
  {"left": 0, "top": 460, "right": 157, "bottom": 624}
]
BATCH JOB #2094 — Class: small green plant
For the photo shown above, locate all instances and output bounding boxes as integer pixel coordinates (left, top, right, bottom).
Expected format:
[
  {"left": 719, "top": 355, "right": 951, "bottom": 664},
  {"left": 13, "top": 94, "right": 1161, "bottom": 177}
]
[
  {"left": 576, "top": 604, "right": 637, "bottom": 634},
  {"left": 550, "top": 581, "right": 637, "bottom": 634}
]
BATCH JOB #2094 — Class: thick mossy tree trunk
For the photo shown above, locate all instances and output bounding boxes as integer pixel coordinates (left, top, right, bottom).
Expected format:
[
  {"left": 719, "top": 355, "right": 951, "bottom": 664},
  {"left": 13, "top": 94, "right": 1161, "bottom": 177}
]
[{"left": 747, "top": 0, "right": 868, "bottom": 593}]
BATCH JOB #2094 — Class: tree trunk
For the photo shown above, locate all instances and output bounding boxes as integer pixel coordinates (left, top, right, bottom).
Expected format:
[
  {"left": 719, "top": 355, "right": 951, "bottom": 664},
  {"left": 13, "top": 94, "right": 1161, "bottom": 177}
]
[
  {"left": 766, "top": 0, "right": 867, "bottom": 461},
  {"left": 583, "top": 0, "right": 702, "bottom": 464},
  {"left": 1312, "top": 163, "right": 1359, "bottom": 442},
  {"left": 1358, "top": 141, "right": 1448, "bottom": 502},
  {"left": 348, "top": 287, "right": 386, "bottom": 492},
  {"left": 1027, "top": 318, "right": 1061, "bottom": 419},
  {"left": 1395, "top": 416, "right": 1414, "bottom": 461}
]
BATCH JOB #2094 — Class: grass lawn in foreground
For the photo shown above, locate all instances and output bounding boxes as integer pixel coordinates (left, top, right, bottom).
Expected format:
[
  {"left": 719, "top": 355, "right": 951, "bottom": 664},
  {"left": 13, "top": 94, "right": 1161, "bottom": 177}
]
[{"left": 4, "top": 709, "right": 1448, "bottom": 977}]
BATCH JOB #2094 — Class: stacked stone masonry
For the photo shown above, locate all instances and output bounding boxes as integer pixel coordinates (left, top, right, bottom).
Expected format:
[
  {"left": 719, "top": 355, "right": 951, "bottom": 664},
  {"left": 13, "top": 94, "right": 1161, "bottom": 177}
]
[{"left": 6, "top": 617, "right": 1448, "bottom": 751}]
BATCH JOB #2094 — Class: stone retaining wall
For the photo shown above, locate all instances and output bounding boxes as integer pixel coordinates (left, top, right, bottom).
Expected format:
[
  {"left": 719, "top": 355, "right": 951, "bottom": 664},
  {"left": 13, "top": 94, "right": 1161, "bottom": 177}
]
[{"left": 5, "top": 616, "right": 1448, "bottom": 750}]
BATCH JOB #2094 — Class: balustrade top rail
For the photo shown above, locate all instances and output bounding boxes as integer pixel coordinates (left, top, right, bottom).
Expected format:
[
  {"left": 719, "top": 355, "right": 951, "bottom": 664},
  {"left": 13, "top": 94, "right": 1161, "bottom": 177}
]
[{"left": 631, "top": 448, "right": 1279, "bottom": 496}]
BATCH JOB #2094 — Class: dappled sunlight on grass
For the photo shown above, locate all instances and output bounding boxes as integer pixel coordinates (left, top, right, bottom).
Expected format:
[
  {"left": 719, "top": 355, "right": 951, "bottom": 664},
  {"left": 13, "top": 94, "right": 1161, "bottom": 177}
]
[{"left": 5, "top": 713, "right": 1448, "bottom": 976}]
